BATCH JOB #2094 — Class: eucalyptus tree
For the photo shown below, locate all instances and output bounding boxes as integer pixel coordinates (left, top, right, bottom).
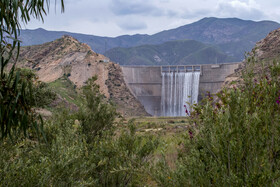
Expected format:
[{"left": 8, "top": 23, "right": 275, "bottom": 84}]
[{"left": 0, "top": 0, "right": 64, "bottom": 141}]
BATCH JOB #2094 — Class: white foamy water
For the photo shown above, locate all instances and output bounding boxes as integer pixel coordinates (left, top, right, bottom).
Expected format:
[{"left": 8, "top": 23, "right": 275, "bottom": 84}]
[{"left": 161, "top": 71, "right": 200, "bottom": 116}]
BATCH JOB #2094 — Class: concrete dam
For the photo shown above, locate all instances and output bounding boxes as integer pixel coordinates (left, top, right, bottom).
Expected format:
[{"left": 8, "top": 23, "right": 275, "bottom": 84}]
[{"left": 121, "top": 63, "right": 240, "bottom": 116}]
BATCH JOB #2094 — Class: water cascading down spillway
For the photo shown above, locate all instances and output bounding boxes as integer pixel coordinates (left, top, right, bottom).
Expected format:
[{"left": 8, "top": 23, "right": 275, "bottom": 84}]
[{"left": 161, "top": 67, "right": 200, "bottom": 116}]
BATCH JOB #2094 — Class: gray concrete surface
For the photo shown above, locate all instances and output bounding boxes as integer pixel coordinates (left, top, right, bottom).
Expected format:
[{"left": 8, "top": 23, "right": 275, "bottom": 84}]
[{"left": 121, "top": 63, "right": 241, "bottom": 116}]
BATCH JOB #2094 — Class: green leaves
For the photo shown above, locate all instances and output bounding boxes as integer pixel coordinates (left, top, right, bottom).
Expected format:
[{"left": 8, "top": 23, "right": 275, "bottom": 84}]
[
  {"left": 156, "top": 58, "right": 280, "bottom": 186},
  {"left": 77, "top": 76, "right": 118, "bottom": 142},
  {"left": 0, "top": 67, "right": 46, "bottom": 141},
  {"left": 0, "top": 0, "right": 64, "bottom": 141},
  {"left": 0, "top": 103, "right": 159, "bottom": 186}
]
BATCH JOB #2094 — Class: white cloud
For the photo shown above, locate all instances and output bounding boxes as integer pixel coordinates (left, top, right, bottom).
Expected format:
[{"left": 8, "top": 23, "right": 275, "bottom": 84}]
[
  {"left": 23, "top": 0, "right": 280, "bottom": 37},
  {"left": 216, "top": 0, "right": 264, "bottom": 19},
  {"left": 110, "top": 0, "right": 159, "bottom": 16},
  {"left": 117, "top": 17, "right": 147, "bottom": 31}
]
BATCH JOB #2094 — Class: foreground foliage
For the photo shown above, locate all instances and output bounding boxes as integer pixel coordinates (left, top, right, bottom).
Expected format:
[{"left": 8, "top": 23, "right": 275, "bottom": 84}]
[
  {"left": 0, "top": 1, "right": 158, "bottom": 186},
  {"left": 154, "top": 58, "right": 280, "bottom": 186},
  {"left": 0, "top": 0, "right": 64, "bottom": 140},
  {"left": 0, "top": 117, "right": 159, "bottom": 186},
  {"left": 0, "top": 68, "right": 55, "bottom": 140},
  {"left": 0, "top": 79, "right": 159, "bottom": 186}
]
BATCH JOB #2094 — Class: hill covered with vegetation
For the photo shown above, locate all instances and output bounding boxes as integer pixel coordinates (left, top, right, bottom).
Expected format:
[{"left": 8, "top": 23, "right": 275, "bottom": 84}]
[
  {"left": 144, "top": 17, "right": 279, "bottom": 60},
  {"left": 105, "top": 39, "right": 236, "bottom": 65}
]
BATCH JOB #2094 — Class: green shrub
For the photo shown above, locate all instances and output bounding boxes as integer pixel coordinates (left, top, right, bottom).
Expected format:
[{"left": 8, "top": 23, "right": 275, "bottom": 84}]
[
  {"left": 0, "top": 66, "right": 46, "bottom": 141},
  {"left": 87, "top": 120, "right": 159, "bottom": 186},
  {"left": 154, "top": 58, "right": 280, "bottom": 186},
  {"left": 0, "top": 0, "right": 64, "bottom": 141},
  {"left": 0, "top": 75, "right": 159, "bottom": 186},
  {"left": 0, "top": 113, "right": 159, "bottom": 186},
  {"left": 17, "top": 68, "right": 56, "bottom": 107},
  {"left": 77, "top": 76, "right": 118, "bottom": 142}
]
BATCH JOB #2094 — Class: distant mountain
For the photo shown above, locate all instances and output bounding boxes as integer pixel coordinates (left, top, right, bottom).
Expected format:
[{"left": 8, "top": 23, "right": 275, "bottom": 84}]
[
  {"left": 19, "top": 17, "right": 280, "bottom": 63},
  {"left": 141, "top": 17, "right": 280, "bottom": 60},
  {"left": 105, "top": 40, "right": 235, "bottom": 65},
  {"left": 19, "top": 28, "right": 148, "bottom": 55}
]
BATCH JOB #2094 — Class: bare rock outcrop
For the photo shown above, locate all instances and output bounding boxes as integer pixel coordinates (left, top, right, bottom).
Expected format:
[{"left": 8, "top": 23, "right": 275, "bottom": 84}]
[
  {"left": 16, "top": 35, "right": 149, "bottom": 116},
  {"left": 254, "top": 28, "right": 280, "bottom": 61},
  {"left": 223, "top": 27, "right": 280, "bottom": 88}
]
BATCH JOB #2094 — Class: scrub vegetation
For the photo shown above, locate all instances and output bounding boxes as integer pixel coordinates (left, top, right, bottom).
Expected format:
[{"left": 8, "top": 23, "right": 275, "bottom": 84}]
[{"left": 154, "top": 57, "right": 280, "bottom": 186}]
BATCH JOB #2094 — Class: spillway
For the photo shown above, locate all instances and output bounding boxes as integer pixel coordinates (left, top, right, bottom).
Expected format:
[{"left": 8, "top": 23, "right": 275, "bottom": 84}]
[
  {"left": 121, "top": 63, "right": 241, "bottom": 116},
  {"left": 161, "top": 71, "right": 200, "bottom": 116}
]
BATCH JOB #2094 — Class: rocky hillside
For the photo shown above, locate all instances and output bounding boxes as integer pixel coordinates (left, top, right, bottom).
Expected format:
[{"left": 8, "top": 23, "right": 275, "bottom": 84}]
[
  {"left": 16, "top": 36, "right": 148, "bottom": 116},
  {"left": 223, "top": 28, "right": 280, "bottom": 88},
  {"left": 254, "top": 29, "right": 280, "bottom": 61},
  {"left": 19, "top": 17, "right": 279, "bottom": 62},
  {"left": 105, "top": 39, "right": 235, "bottom": 65}
]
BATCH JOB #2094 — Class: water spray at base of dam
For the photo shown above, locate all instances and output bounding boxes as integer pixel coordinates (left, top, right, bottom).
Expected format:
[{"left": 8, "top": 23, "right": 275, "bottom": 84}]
[{"left": 161, "top": 72, "right": 200, "bottom": 116}]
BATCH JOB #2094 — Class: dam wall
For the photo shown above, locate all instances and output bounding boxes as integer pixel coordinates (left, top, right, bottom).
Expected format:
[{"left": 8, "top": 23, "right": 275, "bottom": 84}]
[{"left": 121, "top": 63, "right": 241, "bottom": 116}]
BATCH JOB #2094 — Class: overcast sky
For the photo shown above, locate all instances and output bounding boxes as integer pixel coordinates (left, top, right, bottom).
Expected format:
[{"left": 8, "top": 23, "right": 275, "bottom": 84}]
[{"left": 24, "top": 0, "right": 280, "bottom": 37}]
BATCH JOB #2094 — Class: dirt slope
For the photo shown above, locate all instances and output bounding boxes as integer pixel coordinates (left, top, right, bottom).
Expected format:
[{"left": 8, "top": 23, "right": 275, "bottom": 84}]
[
  {"left": 254, "top": 28, "right": 280, "bottom": 61},
  {"left": 17, "top": 35, "right": 148, "bottom": 116},
  {"left": 223, "top": 28, "right": 280, "bottom": 88}
]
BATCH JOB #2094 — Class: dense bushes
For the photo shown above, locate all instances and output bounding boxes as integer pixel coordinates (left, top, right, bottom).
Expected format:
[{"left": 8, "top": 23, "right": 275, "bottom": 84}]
[
  {"left": 154, "top": 58, "right": 280, "bottom": 186},
  {"left": 77, "top": 76, "right": 118, "bottom": 142},
  {"left": 0, "top": 77, "right": 159, "bottom": 186},
  {"left": 0, "top": 67, "right": 53, "bottom": 141},
  {"left": 0, "top": 0, "right": 64, "bottom": 140}
]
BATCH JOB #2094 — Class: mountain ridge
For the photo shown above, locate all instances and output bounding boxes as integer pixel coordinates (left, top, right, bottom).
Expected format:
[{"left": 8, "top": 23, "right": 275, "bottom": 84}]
[
  {"left": 105, "top": 39, "right": 235, "bottom": 65},
  {"left": 19, "top": 17, "right": 280, "bottom": 63}
]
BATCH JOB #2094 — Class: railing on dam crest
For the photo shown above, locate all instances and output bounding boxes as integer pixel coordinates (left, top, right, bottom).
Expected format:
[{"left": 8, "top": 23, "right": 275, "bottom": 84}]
[{"left": 161, "top": 65, "right": 201, "bottom": 74}]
